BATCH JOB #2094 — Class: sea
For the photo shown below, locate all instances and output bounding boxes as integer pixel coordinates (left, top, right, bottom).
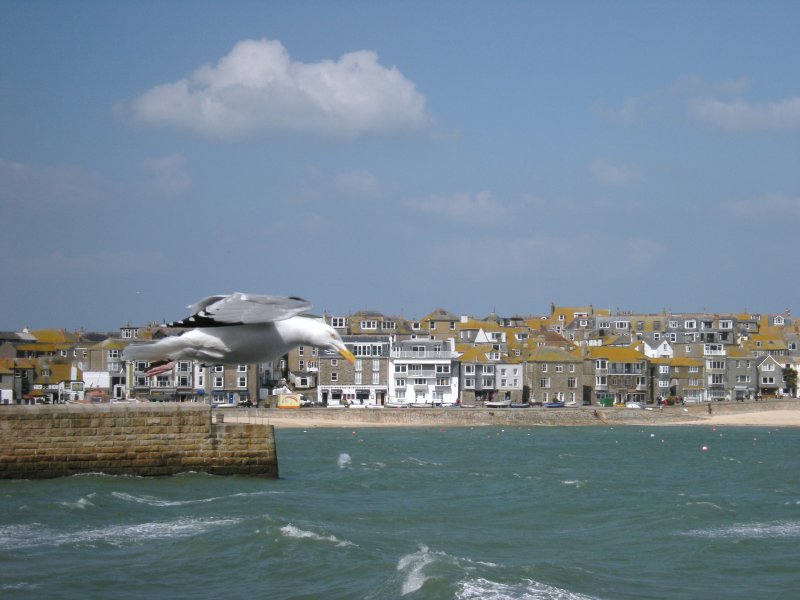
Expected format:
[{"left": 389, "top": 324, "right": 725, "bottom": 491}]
[{"left": 1, "top": 425, "right": 799, "bottom": 599}]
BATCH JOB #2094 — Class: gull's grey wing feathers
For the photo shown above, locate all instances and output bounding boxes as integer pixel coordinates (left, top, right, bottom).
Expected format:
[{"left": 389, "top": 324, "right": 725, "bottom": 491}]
[
  {"left": 169, "top": 293, "right": 312, "bottom": 327},
  {"left": 199, "top": 293, "right": 313, "bottom": 325},
  {"left": 187, "top": 295, "right": 228, "bottom": 315}
]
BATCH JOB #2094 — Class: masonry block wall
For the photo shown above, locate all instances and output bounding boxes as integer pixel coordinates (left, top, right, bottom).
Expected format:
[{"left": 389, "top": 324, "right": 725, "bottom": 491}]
[{"left": 0, "top": 404, "right": 278, "bottom": 479}]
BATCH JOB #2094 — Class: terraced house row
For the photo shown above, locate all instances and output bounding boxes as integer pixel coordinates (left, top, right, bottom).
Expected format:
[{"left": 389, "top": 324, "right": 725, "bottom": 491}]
[{"left": 2, "top": 304, "right": 798, "bottom": 407}]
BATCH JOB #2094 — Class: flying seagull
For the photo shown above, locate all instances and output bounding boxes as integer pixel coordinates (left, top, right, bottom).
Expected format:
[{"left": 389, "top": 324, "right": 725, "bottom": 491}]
[{"left": 122, "top": 293, "right": 355, "bottom": 376}]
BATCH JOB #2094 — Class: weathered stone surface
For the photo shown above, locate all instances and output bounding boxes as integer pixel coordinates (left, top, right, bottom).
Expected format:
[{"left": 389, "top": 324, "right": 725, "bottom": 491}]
[{"left": 0, "top": 404, "right": 278, "bottom": 479}]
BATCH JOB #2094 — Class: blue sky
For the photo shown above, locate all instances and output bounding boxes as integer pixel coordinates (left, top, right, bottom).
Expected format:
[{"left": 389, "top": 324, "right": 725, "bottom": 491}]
[{"left": 2, "top": 1, "right": 799, "bottom": 330}]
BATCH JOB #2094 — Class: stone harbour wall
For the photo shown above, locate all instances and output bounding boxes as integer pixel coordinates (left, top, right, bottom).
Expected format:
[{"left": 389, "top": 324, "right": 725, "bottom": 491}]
[{"left": 0, "top": 404, "right": 278, "bottom": 479}]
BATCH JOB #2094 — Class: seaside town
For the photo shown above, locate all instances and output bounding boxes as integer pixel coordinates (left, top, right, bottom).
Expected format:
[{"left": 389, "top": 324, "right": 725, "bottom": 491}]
[{"left": 1, "top": 303, "right": 798, "bottom": 410}]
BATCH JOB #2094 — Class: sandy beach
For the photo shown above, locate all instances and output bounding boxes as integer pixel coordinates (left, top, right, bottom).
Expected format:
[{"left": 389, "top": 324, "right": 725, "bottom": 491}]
[
  {"left": 684, "top": 407, "right": 800, "bottom": 427},
  {"left": 224, "top": 402, "right": 800, "bottom": 429}
]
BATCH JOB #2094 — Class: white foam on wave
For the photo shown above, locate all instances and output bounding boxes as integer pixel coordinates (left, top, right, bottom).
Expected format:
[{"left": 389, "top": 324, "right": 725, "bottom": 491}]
[
  {"left": 456, "top": 577, "right": 599, "bottom": 600},
  {"left": 60, "top": 493, "right": 96, "bottom": 509},
  {"left": 402, "top": 456, "right": 443, "bottom": 467},
  {"left": 395, "top": 544, "right": 500, "bottom": 596},
  {"left": 111, "top": 490, "right": 279, "bottom": 507},
  {"left": 279, "top": 524, "right": 355, "bottom": 547},
  {"left": 338, "top": 453, "right": 352, "bottom": 468},
  {"left": 397, "top": 544, "right": 441, "bottom": 595},
  {"left": 561, "top": 480, "right": 587, "bottom": 489},
  {"left": 685, "top": 520, "right": 800, "bottom": 539},
  {"left": 0, "top": 517, "right": 240, "bottom": 550}
]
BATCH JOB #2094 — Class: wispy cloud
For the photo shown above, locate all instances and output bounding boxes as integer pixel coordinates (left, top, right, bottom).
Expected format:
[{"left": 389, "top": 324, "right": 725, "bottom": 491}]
[
  {"left": 0, "top": 159, "right": 107, "bottom": 210},
  {"left": 333, "top": 170, "right": 380, "bottom": 199},
  {"left": 408, "top": 191, "right": 503, "bottom": 221},
  {"left": 589, "top": 158, "right": 640, "bottom": 185},
  {"left": 723, "top": 193, "right": 800, "bottom": 220},
  {"left": 127, "top": 38, "right": 432, "bottom": 141},
  {"left": 689, "top": 97, "right": 800, "bottom": 132},
  {"left": 142, "top": 154, "right": 191, "bottom": 196}
]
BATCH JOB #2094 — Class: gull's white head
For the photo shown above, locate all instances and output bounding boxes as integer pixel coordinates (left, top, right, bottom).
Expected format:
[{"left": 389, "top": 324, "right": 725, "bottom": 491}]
[{"left": 305, "top": 320, "right": 356, "bottom": 364}]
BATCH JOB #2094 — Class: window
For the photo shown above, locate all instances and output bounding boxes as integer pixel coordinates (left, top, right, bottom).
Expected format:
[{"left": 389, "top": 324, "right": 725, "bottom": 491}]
[
  {"left": 415, "top": 378, "right": 427, "bottom": 386},
  {"left": 465, "top": 364, "right": 475, "bottom": 374},
  {"left": 710, "top": 374, "right": 724, "bottom": 384},
  {"left": 396, "top": 389, "right": 406, "bottom": 399},
  {"left": 381, "top": 321, "right": 396, "bottom": 330},
  {"left": 540, "top": 377, "right": 551, "bottom": 388},
  {"left": 298, "top": 346, "right": 304, "bottom": 356},
  {"left": 615, "top": 321, "right": 629, "bottom": 330},
  {"left": 761, "top": 376, "right": 775, "bottom": 385},
  {"left": 465, "top": 378, "right": 474, "bottom": 388},
  {"left": 373, "top": 359, "right": 380, "bottom": 371},
  {"left": 396, "top": 378, "right": 406, "bottom": 387},
  {"left": 569, "top": 364, "right": 575, "bottom": 373},
  {"left": 669, "top": 320, "right": 678, "bottom": 329},
  {"left": 596, "top": 359, "right": 607, "bottom": 370},
  {"left": 436, "top": 364, "right": 450, "bottom": 374},
  {"left": 331, "top": 359, "right": 338, "bottom": 367},
  {"left": 450, "top": 321, "right": 456, "bottom": 330},
  {"left": 542, "top": 364, "right": 548, "bottom": 372},
  {"left": 237, "top": 377, "right": 247, "bottom": 388},
  {"left": 355, "top": 359, "right": 363, "bottom": 371},
  {"left": 355, "top": 372, "right": 362, "bottom": 385},
  {"left": 707, "top": 360, "right": 725, "bottom": 370},
  {"left": 331, "top": 373, "right": 338, "bottom": 382},
  {"left": 412, "top": 322, "right": 421, "bottom": 330},
  {"left": 736, "top": 375, "right": 751, "bottom": 383},
  {"left": 763, "top": 363, "right": 775, "bottom": 371},
  {"left": 331, "top": 317, "right": 346, "bottom": 328},
  {"left": 213, "top": 377, "right": 223, "bottom": 388},
  {"left": 372, "top": 372, "right": 380, "bottom": 385},
  {"left": 596, "top": 375, "right": 607, "bottom": 385},
  {"left": 395, "top": 364, "right": 407, "bottom": 373},
  {"left": 299, "top": 360, "right": 305, "bottom": 371},
  {"left": 689, "top": 366, "right": 699, "bottom": 373},
  {"left": 659, "top": 365, "right": 670, "bottom": 374},
  {"left": 108, "top": 349, "right": 119, "bottom": 358},
  {"left": 658, "top": 380, "right": 669, "bottom": 388},
  {"left": 482, "top": 377, "right": 493, "bottom": 387},
  {"left": 720, "top": 320, "right": 733, "bottom": 330},
  {"left": 360, "top": 320, "right": 377, "bottom": 330},
  {"left": 436, "top": 377, "right": 450, "bottom": 386},
  {"left": 567, "top": 377, "right": 576, "bottom": 388},
  {"left": 213, "top": 365, "right": 223, "bottom": 373},
  {"left": 555, "top": 364, "right": 564, "bottom": 373}
]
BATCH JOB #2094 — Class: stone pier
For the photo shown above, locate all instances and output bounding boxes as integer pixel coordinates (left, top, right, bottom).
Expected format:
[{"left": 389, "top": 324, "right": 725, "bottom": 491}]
[{"left": 0, "top": 403, "right": 278, "bottom": 479}]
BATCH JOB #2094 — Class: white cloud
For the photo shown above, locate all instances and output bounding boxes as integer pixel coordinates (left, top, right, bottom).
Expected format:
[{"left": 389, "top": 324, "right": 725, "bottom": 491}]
[
  {"left": 0, "top": 159, "right": 106, "bottom": 210},
  {"left": 334, "top": 170, "right": 380, "bottom": 198},
  {"left": 142, "top": 154, "right": 191, "bottom": 196},
  {"left": 689, "top": 97, "right": 800, "bottom": 132},
  {"left": 723, "top": 193, "right": 800, "bottom": 220},
  {"left": 589, "top": 158, "right": 640, "bottom": 185},
  {"left": 128, "top": 38, "right": 432, "bottom": 141},
  {"left": 409, "top": 191, "right": 503, "bottom": 221}
]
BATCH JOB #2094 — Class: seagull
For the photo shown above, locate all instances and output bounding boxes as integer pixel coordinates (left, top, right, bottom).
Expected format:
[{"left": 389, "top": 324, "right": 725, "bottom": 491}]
[{"left": 122, "top": 293, "right": 355, "bottom": 376}]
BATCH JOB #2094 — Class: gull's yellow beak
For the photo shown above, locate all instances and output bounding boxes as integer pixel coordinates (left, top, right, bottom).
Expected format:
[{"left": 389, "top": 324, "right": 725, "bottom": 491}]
[{"left": 339, "top": 348, "right": 356, "bottom": 364}]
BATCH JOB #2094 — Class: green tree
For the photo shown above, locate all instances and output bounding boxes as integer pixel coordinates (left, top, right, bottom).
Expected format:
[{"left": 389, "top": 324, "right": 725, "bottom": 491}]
[{"left": 782, "top": 365, "right": 798, "bottom": 396}]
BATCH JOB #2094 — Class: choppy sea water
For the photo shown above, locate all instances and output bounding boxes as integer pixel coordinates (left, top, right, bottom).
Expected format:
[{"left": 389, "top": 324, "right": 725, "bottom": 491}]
[{"left": 2, "top": 425, "right": 799, "bottom": 599}]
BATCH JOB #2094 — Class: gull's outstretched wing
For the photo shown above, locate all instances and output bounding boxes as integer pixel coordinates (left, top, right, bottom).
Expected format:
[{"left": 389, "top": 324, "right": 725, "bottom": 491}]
[{"left": 169, "top": 293, "right": 313, "bottom": 327}]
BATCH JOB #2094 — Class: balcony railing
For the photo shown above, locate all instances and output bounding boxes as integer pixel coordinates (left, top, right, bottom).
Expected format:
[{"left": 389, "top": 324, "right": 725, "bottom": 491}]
[{"left": 391, "top": 351, "right": 455, "bottom": 359}]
